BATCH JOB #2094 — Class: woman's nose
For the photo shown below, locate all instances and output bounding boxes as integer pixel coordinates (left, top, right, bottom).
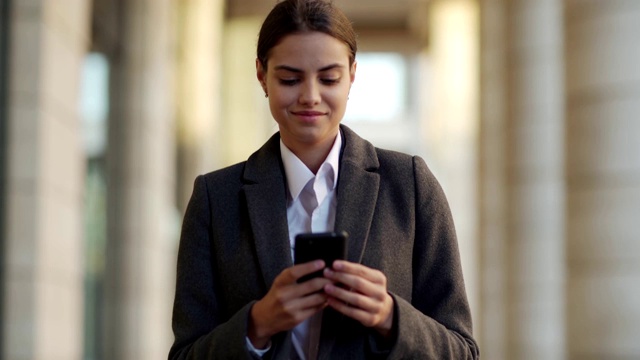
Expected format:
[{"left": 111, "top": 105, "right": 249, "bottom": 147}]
[{"left": 299, "top": 81, "right": 321, "bottom": 105}]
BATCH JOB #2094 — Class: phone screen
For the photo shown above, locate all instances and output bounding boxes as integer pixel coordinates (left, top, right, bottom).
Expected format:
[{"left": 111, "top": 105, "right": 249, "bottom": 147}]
[{"left": 294, "top": 231, "right": 348, "bottom": 282}]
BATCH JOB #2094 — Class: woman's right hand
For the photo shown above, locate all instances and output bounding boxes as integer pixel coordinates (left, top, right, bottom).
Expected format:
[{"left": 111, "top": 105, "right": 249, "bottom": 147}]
[{"left": 248, "top": 260, "right": 331, "bottom": 348}]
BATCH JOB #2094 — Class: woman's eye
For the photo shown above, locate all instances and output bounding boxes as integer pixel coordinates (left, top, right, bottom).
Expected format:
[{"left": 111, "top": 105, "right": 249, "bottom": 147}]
[
  {"left": 279, "top": 79, "right": 299, "bottom": 86},
  {"left": 321, "top": 78, "right": 339, "bottom": 85}
]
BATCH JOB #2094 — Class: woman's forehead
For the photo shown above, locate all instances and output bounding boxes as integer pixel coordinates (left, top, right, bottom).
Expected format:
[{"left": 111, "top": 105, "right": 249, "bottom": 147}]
[{"left": 267, "top": 32, "right": 351, "bottom": 70}]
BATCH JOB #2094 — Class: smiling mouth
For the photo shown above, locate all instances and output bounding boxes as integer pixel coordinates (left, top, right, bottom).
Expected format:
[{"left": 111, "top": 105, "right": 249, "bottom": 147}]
[
  {"left": 292, "top": 111, "right": 326, "bottom": 116},
  {"left": 291, "top": 111, "right": 327, "bottom": 123}
]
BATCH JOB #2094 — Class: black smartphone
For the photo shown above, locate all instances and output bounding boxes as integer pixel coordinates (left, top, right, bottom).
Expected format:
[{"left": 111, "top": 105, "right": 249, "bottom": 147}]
[{"left": 294, "top": 231, "right": 348, "bottom": 283}]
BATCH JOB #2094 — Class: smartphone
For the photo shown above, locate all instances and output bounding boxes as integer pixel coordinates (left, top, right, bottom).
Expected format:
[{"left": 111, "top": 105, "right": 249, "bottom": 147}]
[{"left": 294, "top": 231, "right": 348, "bottom": 283}]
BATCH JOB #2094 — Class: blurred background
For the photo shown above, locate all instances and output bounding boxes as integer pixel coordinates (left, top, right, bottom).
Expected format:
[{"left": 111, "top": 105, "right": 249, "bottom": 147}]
[{"left": 1, "top": 0, "right": 639, "bottom": 359}]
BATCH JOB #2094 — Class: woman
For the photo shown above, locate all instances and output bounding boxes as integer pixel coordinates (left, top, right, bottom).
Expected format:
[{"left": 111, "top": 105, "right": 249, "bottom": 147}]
[{"left": 169, "top": 0, "right": 478, "bottom": 359}]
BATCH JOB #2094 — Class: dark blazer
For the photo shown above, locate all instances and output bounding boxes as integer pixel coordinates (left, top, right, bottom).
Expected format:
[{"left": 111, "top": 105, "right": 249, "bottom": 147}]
[{"left": 169, "top": 125, "right": 479, "bottom": 359}]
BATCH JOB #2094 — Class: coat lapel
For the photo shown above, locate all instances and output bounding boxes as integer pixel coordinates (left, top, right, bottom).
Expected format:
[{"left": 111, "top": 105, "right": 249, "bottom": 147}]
[
  {"left": 242, "top": 133, "right": 292, "bottom": 289},
  {"left": 334, "top": 125, "right": 380, "bottom": 265}
]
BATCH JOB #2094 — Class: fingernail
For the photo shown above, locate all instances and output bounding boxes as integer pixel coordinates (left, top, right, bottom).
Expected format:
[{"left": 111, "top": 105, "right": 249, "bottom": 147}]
[
  {"left": 333, "top": 261, "right": 343, "bottom": 270},
  {"left": 324, "top": 268, "right": 334, "bottom": 276},
  {"left": 315, "top": 260, "right": 325, "bottom": 269}
]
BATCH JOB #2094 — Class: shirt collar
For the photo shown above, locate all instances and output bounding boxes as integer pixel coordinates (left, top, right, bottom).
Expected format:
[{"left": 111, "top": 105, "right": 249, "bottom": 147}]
[{"left": 280, "top": 132, "right": 342, "bottom": 201}]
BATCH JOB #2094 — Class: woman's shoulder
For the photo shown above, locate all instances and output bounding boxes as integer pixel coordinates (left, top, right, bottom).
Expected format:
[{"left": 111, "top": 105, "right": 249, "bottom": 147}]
[
  {"left": 199, "top": 161, "right": 247, "bottom": 187},
  {"left": 374, "top": 147, "right": 423, "bottom": 175},
  {"left": 372, "top": 147, "right": 443, "bottom": 192},
  {"left": 374, "top": 147, "right": 414, "bottom": 164}
]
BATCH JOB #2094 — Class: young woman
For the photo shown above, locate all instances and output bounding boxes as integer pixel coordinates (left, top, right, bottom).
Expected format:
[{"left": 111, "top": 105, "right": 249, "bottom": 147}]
[{"left": 169, "top": 1, "right": 478, "bottom": 359}]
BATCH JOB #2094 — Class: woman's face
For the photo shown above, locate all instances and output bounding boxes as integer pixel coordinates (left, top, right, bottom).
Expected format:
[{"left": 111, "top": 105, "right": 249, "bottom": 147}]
[{"left": 257, "top": 31, "right": 356, "bottom": 153}]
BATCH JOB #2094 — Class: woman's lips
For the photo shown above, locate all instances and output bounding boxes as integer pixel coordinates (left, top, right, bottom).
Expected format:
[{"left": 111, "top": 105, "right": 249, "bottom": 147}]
[{"left": 292, "top": 110, "right": 326, "bottom": 122}]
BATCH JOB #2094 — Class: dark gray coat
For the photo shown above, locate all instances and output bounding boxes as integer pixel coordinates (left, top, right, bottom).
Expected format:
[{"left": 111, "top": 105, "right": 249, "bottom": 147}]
[{"left": 169, "top": 125, "right": 479, "bottom": 359}]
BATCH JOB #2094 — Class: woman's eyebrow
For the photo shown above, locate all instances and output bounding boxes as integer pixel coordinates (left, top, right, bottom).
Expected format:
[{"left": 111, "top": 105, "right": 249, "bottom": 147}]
[
  {"left": 273, "top": 63, "right": 345, "bottom": 73},
  {"left": 274, "top": 65, "right": 302, "bottom": 73},
  {"left": 318, "top": 64, "right": 344, "bottom": 72}
]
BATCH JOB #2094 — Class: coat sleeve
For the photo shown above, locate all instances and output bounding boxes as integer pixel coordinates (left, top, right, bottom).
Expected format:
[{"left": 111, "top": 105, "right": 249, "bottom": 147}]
[
  {"left": 168, "top": 175, "right": 262, "bottom": 360},
  {"left": 386, "top": 156, "right": 479, "bottom": 359}
]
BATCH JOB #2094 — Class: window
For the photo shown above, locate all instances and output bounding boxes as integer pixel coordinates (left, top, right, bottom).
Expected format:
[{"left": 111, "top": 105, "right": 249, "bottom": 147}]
[
  {"left": 80, "top": 52, "right": 109, "bottom": 360},
  {"left": 344, "top": 52, "right": 407, "bottom": 123}
]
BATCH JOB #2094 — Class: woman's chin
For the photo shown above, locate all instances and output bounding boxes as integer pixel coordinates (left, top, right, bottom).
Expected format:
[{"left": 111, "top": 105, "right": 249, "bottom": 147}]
[{"left": 281, "top": 127, "right": 338, "bottom": 149}]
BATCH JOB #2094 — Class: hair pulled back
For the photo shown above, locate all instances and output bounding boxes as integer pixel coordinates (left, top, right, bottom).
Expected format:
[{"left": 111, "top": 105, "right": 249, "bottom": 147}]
[{"left": 257, "top": 0, "right": 357, "bottom": 68}]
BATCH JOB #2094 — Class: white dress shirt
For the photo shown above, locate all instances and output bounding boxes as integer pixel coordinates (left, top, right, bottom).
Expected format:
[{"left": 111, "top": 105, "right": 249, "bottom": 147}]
[{"left": 282, "top": 133, "right": 341, "bottom": 360}]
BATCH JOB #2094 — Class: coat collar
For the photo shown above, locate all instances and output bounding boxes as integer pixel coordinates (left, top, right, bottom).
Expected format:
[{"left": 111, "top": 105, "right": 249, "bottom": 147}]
[{"left": 241, "top": 124, "right": 381, "bottom": 288}]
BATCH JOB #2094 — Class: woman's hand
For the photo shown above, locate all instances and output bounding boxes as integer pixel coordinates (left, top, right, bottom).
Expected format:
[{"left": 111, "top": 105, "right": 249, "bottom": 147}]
[
  {"left": 248, "top": 260, "right": 332, "bottom": 348},
  {"left": 322, "top": 261, "right": 395, "bottom": 338}
]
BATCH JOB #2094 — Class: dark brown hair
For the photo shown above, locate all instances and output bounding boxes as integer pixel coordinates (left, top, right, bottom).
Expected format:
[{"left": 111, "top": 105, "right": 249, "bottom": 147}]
[{"left": 257, "top": 0, "right": 357, "bottom": 68}]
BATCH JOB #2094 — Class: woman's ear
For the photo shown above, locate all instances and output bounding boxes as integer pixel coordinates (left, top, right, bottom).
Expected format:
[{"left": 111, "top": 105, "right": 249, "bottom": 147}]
[
  {"left": 256, "top": 58, "right": 268, "bottom": 93},
  {"left": 350, "top": 60, "right": 357, "bottom": 84}
]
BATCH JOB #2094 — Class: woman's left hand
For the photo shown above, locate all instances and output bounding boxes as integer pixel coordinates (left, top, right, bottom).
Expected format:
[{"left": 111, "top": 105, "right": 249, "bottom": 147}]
[{"left": 322, "top": 260, "right": 394, "bottom": 338}]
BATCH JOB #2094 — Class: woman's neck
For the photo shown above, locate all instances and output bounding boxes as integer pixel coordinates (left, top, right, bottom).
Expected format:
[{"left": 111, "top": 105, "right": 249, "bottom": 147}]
[
  {"left": 284, "top": 136, "right": 337, "bottom": 174},
  {"left": 297, "top": 149, "right": 330, "bottom": 174}
]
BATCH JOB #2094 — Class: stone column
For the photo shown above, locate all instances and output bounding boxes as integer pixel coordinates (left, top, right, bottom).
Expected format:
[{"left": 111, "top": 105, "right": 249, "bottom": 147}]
[
  {"left": 565, "top": 2, "right": 640, "bottom": 358},
  {"left": 478, "top": 0, "right": 507, "bottom": 358},
  {"left": 3, "top": 0, "right": 90, "bottom": 358},
  {"left": 104, "top": 0, "right": 176, "bottom": 358},
  {"left": 504, "top": 1, "right": 566, "bottom": 359}
]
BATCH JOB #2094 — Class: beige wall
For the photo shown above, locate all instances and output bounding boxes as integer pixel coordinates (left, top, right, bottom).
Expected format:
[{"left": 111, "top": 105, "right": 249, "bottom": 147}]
[{"left": 176, "top": 0, "right": 226, "bottom": 211}]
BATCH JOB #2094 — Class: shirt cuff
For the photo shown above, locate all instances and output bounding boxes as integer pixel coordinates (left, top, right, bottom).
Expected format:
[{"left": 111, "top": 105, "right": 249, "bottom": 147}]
[{"left": 245, "top": 336, "right": 272, "bottom": 357}]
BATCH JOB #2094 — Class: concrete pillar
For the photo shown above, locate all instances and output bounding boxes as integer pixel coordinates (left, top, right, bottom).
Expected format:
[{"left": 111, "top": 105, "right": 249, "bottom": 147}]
[
  {"left": 478, "top": 0, "right": 507, "bottom": 358},
  {"left": 565, "top": 2, "right": 640, "bottom": 358},
  {"left": 104, "top": 0, "right": 176, "bottom": 358},
  {"left": 176, "top": 0, "right": 225, "bottom": 211},
  {"left": 3, "top": 0, "right": 90, "bottom": 359},
  {"left": 427, "top": 0, "right": 480, "bottom": 327},
  {"left": 504, "top": 1, "right": 565, "bottom": 359}
]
